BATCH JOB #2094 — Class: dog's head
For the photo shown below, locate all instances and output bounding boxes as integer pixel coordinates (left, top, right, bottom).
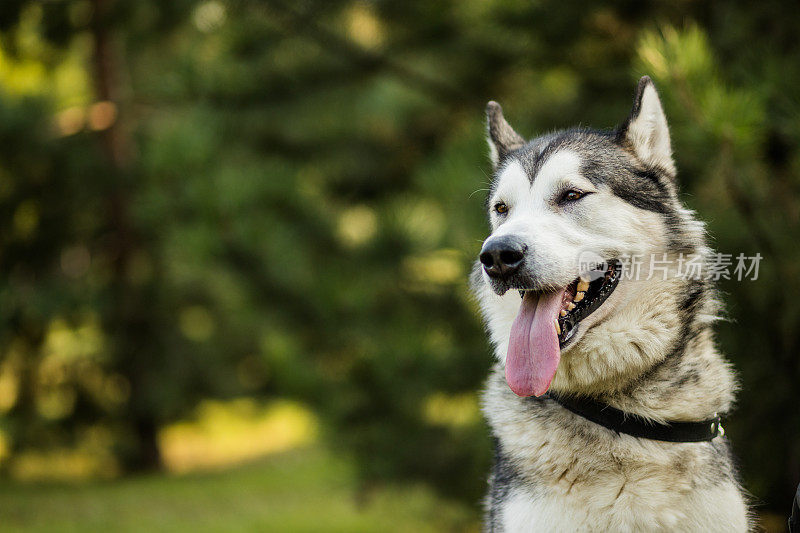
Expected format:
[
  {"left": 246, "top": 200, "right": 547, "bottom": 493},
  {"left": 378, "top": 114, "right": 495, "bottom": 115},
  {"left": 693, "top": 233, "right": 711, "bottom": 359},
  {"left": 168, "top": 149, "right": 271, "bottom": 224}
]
[{"left": 474, "top": 77, "right": 709, "bottom": 397}]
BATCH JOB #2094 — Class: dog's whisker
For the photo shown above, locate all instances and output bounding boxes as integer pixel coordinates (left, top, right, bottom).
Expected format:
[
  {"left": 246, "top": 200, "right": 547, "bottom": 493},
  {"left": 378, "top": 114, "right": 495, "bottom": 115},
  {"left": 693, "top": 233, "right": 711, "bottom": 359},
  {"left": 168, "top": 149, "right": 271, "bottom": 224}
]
[{"left": 469, "top": 188, "right": 490, "bottom": 199}]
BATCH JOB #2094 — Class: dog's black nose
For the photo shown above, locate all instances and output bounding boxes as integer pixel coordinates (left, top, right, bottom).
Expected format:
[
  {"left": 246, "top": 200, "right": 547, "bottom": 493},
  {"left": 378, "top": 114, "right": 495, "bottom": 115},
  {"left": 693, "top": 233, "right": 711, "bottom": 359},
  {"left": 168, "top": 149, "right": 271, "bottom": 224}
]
[{"left": 479, "top": 236, "right": 526, "bottom": 278}]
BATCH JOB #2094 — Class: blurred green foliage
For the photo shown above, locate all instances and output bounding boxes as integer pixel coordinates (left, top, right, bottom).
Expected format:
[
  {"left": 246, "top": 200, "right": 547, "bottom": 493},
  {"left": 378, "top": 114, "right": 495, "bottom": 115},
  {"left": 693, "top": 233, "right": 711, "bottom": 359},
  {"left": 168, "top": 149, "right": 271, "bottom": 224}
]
[{"left": 0, "top": 0, "right": 797, "bottom": 515}]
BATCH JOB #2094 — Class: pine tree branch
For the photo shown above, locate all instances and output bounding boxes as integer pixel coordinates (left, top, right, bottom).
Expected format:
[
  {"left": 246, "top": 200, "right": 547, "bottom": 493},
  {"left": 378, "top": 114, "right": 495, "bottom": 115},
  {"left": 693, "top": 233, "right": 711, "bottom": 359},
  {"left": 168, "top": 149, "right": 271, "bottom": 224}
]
[{"left": 256, "top": 0, "right": 469, "bottom": 103}]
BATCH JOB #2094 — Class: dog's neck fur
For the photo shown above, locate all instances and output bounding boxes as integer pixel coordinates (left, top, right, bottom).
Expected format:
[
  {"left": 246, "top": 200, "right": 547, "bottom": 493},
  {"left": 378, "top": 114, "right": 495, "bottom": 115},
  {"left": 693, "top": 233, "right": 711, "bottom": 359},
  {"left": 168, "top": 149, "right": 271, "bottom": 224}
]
[
  {"left": 547, "top": 263, "right": 735, "bottom": 424},
  {"left": 603, "top": 326, "right": 736, "bottom": 424}
]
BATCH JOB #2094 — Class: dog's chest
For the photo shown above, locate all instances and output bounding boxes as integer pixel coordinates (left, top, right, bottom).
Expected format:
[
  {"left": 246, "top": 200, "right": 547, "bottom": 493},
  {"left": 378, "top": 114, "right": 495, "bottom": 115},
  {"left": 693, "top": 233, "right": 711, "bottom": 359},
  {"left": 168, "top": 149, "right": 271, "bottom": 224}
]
[
  {"left": 491, "top": 436, "right": 687, "bottom": 530},
  {"left": 489, "top": 431, "right": 746, "bottom": 532},
  {"left": 484, "top": 385, "right": 747, "bottom": 531}
]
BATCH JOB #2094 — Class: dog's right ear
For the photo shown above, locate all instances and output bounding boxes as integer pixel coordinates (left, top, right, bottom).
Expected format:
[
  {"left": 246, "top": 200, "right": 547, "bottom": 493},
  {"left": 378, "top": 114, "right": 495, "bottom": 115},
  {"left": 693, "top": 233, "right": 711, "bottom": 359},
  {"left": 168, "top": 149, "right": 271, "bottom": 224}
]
[{"left": 486, "top": 101, "right": 525, "bottom": 169}]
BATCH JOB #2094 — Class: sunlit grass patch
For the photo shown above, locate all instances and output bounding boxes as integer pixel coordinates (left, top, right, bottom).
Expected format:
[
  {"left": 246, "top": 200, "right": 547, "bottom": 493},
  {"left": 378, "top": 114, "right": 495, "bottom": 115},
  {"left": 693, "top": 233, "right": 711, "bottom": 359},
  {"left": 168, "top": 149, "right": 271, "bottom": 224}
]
[
  {"left": 0, "top": 398, "right": 317, "bottom": 483},
  {"left": 6, "top": 424, "right": 119, "bottom": 482},
  {"left": 160, "top": 398, "right": 317, "bottom": 473},
  {"left": 9, "top": 445, "right": 119, "bottom": 482}
]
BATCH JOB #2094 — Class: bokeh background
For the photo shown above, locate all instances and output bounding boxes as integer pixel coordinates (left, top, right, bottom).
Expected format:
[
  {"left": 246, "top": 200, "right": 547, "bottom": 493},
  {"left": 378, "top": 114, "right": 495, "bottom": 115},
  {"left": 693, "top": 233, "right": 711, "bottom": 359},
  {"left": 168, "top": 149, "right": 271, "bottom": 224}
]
[{"left": 0, "top": 1, "right": 797, "bottom": 531}]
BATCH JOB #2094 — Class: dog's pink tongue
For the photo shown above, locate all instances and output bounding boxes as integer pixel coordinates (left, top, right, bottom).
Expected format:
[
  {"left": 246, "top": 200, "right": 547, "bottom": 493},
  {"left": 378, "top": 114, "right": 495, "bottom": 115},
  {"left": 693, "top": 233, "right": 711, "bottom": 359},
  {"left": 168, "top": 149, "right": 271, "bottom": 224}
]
[{"left": 506, "top": 291, "right": 564, "bottom": 397}]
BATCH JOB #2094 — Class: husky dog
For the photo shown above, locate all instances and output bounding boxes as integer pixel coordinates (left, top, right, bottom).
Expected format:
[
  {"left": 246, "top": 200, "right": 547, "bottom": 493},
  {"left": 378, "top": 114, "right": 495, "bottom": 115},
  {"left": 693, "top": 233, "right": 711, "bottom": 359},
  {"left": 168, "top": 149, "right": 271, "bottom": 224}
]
[{"left": 473, "top": 77, "right": 749, "bottom": 532}]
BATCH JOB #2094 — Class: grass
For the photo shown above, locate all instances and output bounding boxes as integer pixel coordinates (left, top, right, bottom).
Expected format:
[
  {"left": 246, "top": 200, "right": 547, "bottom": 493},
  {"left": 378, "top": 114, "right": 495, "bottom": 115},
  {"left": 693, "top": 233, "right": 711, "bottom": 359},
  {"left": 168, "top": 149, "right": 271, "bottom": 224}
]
[
  {"left": 0, "top": 440, "right": 789, "bottom": 533},
  {"left": 0, "top": 446, "right": 480, "bottom": 532}
]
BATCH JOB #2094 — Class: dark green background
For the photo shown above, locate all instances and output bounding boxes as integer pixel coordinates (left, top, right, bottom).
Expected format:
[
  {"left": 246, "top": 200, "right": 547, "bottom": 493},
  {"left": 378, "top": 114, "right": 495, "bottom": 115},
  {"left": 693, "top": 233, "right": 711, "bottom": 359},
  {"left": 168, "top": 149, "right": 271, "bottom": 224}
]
[{"left": 0, "top": 0, "right": 797, "bottom": 516}]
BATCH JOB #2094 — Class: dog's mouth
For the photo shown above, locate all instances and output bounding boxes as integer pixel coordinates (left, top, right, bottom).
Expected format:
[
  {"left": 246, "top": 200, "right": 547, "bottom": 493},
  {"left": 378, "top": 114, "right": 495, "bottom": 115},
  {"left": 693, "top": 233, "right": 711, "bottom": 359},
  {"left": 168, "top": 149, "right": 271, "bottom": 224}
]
[
  {"left": 505, "top": 260, "right": 620, "bottom": 397},
  {"left": 550, "top": 259, "right": 621, "bottom": 347}
]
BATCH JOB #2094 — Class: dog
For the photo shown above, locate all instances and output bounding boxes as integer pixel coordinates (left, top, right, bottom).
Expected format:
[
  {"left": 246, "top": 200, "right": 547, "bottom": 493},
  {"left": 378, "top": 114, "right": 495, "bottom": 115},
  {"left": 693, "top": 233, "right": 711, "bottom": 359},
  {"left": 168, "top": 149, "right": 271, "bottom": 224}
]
[{"left": 472, "top": 77, "right": 749, "bottom": 532}]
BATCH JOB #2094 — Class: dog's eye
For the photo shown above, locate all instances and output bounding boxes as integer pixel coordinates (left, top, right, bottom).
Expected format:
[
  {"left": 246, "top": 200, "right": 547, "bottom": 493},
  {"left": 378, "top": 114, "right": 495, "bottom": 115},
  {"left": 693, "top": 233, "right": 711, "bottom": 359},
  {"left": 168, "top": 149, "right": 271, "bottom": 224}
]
[
  {"left": 560, "top": 190, "right": 585, "bottom": 203},
  {"left": 494, "top": 202, "right": 509, "bottom": 215}
]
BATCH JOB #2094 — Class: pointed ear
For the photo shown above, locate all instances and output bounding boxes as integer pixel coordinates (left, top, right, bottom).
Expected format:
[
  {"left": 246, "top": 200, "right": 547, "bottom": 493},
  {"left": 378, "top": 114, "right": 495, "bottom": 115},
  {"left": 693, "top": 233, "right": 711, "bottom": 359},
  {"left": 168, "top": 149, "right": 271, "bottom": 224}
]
[
  {"left": 486, "top": 101, "right": 525, "bottom": 168},
  {"left": 618, "top": 76, "right": 675, "bottom": 176}
]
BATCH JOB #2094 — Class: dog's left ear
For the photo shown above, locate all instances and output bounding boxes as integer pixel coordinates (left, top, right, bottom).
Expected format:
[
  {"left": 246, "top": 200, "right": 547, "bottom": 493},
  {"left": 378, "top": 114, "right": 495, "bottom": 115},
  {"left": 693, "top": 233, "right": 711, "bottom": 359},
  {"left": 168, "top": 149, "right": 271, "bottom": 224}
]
[{"left": 618, "top": 76, "right": 676, "bottom": 176}]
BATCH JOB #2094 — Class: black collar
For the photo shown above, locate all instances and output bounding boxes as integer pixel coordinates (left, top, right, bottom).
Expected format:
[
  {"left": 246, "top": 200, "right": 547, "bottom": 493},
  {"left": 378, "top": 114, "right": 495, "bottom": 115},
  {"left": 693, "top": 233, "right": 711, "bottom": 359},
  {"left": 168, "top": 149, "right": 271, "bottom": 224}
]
[{"left": 545, "top": 392, "right": 723, "bottom": 443}]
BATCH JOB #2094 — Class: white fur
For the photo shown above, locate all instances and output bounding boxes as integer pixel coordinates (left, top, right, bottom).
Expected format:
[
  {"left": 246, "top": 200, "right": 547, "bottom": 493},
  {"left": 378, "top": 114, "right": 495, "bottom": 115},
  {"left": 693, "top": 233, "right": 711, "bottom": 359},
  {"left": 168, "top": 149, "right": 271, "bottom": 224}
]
[
  {"left": 501, "top": 474, "right": 747, "bottom": 532},
  {"left": 488, "top": 136, "right": 500, "bottom": 168}
]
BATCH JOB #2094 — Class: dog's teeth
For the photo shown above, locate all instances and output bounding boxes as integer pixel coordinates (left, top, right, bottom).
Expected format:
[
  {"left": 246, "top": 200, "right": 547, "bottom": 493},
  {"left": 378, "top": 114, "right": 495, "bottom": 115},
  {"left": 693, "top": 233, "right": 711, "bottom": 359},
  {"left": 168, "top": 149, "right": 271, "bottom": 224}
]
[
  {"left": 577, "top": 279, "right": 589, "bottom": 292},
  {"left": 574, "top": 291, "right": 585, "bottom": 302},
  {"left": 560, "top": 309, "right": 567, "bottom": 317},
  {"left": 554, "top": 320, "right": 561, "bottom": 335},
  {"left": 567, "top": 302, "right": 576, "bottom": 311}
]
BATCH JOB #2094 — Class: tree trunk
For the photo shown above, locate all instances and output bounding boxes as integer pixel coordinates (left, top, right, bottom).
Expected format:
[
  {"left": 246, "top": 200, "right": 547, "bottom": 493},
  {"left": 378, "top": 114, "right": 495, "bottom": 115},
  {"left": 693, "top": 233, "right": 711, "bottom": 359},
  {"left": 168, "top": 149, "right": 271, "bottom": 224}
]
[{"left": 90, "top": 0, "right": 162, "bottom": 472}]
